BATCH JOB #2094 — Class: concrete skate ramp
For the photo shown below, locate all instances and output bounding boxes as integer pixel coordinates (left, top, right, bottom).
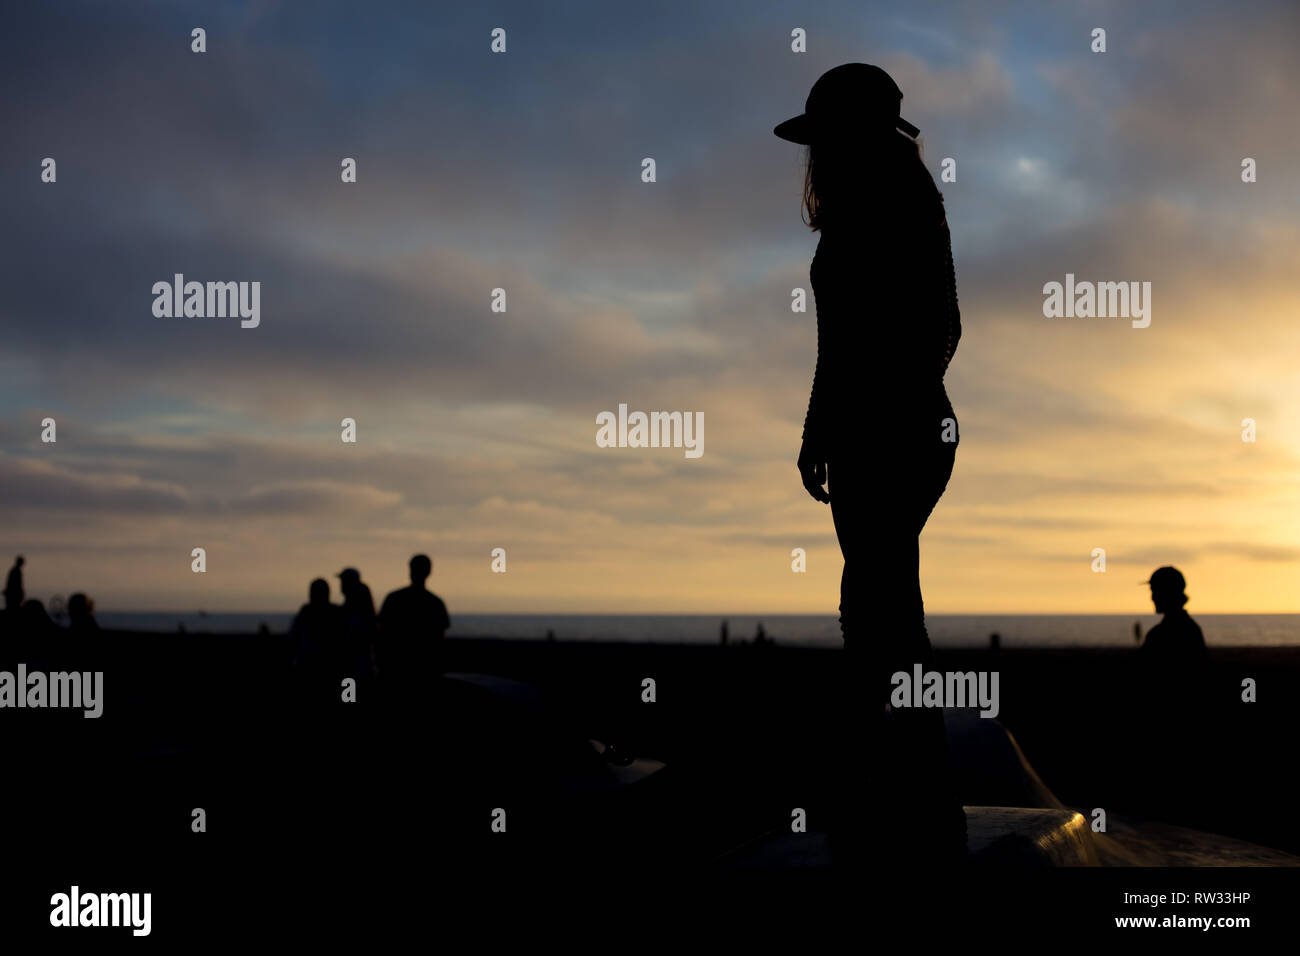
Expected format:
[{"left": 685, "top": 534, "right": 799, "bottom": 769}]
[
  {"left": 722, "top": 807, "right": 1096, "bottom": 868},
  {"left": 968, "top": 807, "right": 1097, "bottom": 865},
  {"left": 721, "top": 710, "right": 1097, "bottom": 868},
  {"left": 943, "top": 709, "right": 1066, "bottom": 810}
]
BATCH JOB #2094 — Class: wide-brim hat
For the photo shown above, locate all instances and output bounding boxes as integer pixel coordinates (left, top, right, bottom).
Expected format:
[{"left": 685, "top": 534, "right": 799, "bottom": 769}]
[{"left": 774, "top": 63, "right": 918, "bottom": 144}]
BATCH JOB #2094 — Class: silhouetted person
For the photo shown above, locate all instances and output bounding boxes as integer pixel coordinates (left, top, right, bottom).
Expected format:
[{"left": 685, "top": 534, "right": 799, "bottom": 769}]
[
  {"left": 720, "top": 620, "right": 729, "bottom": 646},
  {"left": 4, "top": 555, "right": 24, "bottom": 614},
  {"left": 291, "top": 578, "right": 346, "bottom": 685},
  {"left": 1130, "top": 566, "right": 1208, "bottom": 814},
  {"left": 19, "top": 599, "right": 56, "bottom": 640},
  {"left": 53, "top": 593, "right": 100, "bottom": 673},
  {"left": 776, "top": 64, "right": 965, "bottom": 862},
  {"left": 1139, "top": 566, "right": 1206, "bottom": 678},
  {"left": 753, "top": 621, "right": 769, "bottom": 646},
  {"left": 989, "top": 631, "right": 1001, "bottom": 652},
  {"left": 11, "top": 599, "right": 56, "bottom": 673},
  {"left": 377, "top": 554, "right": 450, "bottom": 690},
  {"left": 67, "top": 593, "right": 99, "bottom": 634},
  {"left": 338, "top": 568, "right": 378, "bottom": 684}
]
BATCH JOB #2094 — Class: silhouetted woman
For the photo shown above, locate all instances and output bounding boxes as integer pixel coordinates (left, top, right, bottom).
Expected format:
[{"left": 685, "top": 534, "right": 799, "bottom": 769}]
[{"left": 775, "top": 64, "right": 965, "bottom": 861}]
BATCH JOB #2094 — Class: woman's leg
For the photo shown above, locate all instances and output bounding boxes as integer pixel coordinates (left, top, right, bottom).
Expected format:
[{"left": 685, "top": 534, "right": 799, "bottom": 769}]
[
  {"left": 826, "top": 408, "right": 965, "bottom": 860},
  {"left": 886, "top": 411, "right": 966, "bottom": 856},
  {"left": 826, "top": 452, "right": 922, "bottom": 858}
]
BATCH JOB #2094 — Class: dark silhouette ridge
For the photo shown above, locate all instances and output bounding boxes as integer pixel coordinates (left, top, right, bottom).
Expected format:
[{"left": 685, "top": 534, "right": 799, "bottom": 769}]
[{"left": 776, "top": 63, "right": 966, "bottom": 863}]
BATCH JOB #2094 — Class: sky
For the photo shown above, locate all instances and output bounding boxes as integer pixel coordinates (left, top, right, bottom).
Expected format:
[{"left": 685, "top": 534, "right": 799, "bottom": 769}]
[{"left": 2, "top": 0, "right": 1298, "bottom": 615}]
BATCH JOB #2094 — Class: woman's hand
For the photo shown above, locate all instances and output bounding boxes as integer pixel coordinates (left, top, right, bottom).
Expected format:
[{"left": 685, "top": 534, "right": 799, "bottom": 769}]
[{"left": 797, "top": 439, "right": 831, "bottom": 504}]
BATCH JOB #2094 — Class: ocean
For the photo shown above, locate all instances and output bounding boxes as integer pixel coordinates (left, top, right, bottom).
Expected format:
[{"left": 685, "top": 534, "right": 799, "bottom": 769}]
[{"left": 91, "top": 612, "right": 1300, "bottom": 648}]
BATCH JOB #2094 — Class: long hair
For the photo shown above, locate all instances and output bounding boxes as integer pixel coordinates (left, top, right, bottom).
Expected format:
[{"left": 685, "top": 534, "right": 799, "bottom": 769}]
[
  {"left": 799, "top": 128, "right": 961, "bottom": 375},
  {"left": 801, "top": 130, "right": 938, "bottom": 232}
]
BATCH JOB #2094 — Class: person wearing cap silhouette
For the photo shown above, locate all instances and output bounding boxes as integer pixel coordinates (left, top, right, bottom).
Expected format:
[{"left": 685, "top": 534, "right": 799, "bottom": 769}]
[
  {"left": 776, "top": 64, "right": 965, "bottom": 862},
  {"left": 337, "top": 567, "right": 378, "bottom": 685},
  {"left": 1139, "top": 566, "right": 1206, "bottom": 665},
  {"left": 1132, "top": 566, "right": 1208, "bottom": 812}
]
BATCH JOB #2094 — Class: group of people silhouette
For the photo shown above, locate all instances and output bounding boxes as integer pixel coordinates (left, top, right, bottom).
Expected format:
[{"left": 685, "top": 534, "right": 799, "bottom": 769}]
[
  {"left": 4, "top": 555, "right": 100, "bottom": 634},
  {"left": 1, "top": 553, "right": 452, "bottom": 704},
  {"left": 289, "top": 554, "right": 451, "bottom": 703},
  {"left": 0, "top": 556, "right": 103, "bottom": 679}
]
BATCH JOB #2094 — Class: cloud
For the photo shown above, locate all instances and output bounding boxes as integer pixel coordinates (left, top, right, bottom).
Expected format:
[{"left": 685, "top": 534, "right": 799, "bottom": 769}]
[
  {"left": 2, "top": 0, "right": 1297, "bottom": 613},
  {"left": 235, "top": 481, "right": 403, "bottom": 515},
  {"left": 1208, "top": 542, "right": 1300, "bottom": 564},
  {"left": 0, "top": 454, "right": 193, "bottom": 513}
]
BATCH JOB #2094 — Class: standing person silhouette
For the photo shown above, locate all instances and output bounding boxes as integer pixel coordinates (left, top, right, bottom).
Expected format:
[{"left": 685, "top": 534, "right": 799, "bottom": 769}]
[
  {"left": 4, "top": 555, "right": 24, "bottom": 614},
  {"left": 337, "top": 568, "right": 378, "bottom": 688},
  {"left": 291, "top": 578, "right": 346, "bottom": 702},
  {"left": 775, "top": 63, "right": 965, "bottom": 862},
  {"left": 1139, "top": 566, "right": 1205, "bottom": 667},
  {"left": 377, "top": 554, "right": 451, "bottom": 696},
  {"left": 67, "top": 593, "right": 99, "bottom": 634},
  {"left": 1131, "top": 567, "right": 1208, "bottom": 812},
  {"left": 1136, "top": 565, "right": 1207, "bottom": 713}
]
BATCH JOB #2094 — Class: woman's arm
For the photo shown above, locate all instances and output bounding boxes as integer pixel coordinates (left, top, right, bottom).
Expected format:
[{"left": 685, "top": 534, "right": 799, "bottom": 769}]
[
  {"left": 937, "top": 208, "right": 961, "bottom": 374},
  {"left": 798, "top": 294, "right": 832, "bottom": 504}
]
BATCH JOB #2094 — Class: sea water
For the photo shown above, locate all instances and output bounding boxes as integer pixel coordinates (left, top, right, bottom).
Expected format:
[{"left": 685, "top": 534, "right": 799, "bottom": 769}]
[{"left": 91, "top": 612, "right": 1300, "bottom": 648}]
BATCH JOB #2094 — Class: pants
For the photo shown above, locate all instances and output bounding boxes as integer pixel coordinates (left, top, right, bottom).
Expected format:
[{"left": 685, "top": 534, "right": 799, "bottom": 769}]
[
  {"left": 824, "top": 390, "right": 966, "bottom": 860},
  {"left": 829, "top": 397, "right": 955, "bottom": 666}
]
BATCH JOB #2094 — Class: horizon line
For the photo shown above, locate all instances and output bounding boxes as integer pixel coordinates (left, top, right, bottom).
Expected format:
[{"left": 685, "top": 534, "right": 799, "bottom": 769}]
[{"left": 91, "top": 609, "right": 1300, "bottom": 617}]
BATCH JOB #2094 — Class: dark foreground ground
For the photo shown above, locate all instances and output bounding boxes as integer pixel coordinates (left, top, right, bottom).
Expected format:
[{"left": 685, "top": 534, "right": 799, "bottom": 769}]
[{"left": 2, "top": 633, "right": 1295, "bottom": 938}]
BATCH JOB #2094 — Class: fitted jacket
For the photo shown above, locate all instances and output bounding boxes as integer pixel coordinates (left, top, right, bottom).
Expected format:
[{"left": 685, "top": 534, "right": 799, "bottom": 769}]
[{"left": 801, "top": 168, "right": 961, "bottom": 455}]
